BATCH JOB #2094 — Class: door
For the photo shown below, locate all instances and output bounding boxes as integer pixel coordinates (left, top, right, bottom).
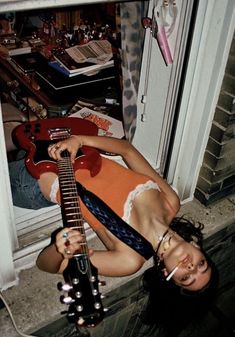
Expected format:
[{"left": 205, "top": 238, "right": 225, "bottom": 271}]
[{"left": 133, "top": 0, "right": 196, "bottom": 173}]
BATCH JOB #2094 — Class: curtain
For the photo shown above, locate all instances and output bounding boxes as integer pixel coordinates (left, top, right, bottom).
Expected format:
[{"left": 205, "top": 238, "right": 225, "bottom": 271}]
[{"left": 120, "top": 1, "right": 149, "bottom": 142}]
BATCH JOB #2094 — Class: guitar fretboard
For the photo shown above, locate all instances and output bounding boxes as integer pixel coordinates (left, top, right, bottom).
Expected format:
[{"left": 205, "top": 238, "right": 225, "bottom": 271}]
[{"left": 57, "top": 151, "right": 88, "bottom": 254}]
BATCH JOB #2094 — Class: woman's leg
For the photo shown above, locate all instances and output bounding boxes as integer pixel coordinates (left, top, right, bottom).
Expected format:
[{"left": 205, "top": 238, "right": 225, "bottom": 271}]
[{"left": 8, "top": 159, "right": 56, "bottom": 209}]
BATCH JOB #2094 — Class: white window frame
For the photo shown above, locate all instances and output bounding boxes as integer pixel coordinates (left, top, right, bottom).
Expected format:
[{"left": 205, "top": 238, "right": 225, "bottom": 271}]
[{"left": 0, "top": 0, "right": 234, "bottom": 290}]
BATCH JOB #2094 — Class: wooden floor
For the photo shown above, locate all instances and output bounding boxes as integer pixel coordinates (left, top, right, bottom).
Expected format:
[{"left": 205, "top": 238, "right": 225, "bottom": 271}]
[{"left": 34, "top": 222, "right": 235, "bottom": 337}]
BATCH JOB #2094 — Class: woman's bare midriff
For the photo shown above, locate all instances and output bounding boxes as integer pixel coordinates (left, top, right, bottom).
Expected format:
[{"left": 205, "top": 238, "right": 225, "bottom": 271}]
[{"left": 38, "top": 172, "right": 58, "bottom": 202}]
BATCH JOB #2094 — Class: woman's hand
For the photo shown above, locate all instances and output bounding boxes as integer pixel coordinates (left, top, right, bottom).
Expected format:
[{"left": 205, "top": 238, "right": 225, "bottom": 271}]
[
  {"left": 55, "top": 227, "right": 93, "bottom": 259},
  {"left": 48, "top": 135, "right": 83, "bottom": 163}
]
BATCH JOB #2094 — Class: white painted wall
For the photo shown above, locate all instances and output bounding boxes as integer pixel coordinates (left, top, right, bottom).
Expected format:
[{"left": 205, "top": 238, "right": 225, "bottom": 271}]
[
  {"left": 169, "top": 0, "right": 235, "bottom": 202},
  {"left": 0, "top": 105, "right": 18, "bottom": 290}
]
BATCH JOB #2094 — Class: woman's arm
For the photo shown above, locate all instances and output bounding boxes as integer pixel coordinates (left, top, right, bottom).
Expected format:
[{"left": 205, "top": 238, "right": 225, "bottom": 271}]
[
  {"left": 36, "top": 227, "right": 87, "bottom": 273},
  {"left": 36, "top": 243, "right": 64, "bottom": 273},
  {"left": 49, "top": 135, "right": 180, "bottom": 212},
  {"left": 36, "top": 227, "right": 145, "bottom": 276}
]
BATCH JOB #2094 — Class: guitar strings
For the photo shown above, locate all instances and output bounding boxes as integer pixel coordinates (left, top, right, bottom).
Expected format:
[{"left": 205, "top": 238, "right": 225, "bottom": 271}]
[
  {"left": 58, "top": 155, "right": 88, "bottom": 254},
  {"left": 61, "top": 155, "right": 96, "bottom": 292}
]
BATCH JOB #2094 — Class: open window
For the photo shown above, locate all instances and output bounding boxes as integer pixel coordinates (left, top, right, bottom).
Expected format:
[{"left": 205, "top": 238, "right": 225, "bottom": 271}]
[
  {"left": 0, "top": 0, "right": 203, "bottom": 289},
  {"left": 0, "top": 1, "right": 150, "bottom": 288}
]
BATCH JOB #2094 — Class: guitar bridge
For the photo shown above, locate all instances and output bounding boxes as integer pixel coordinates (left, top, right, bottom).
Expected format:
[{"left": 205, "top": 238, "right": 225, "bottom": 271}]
[{"left": 49, "top": 127, "right": 71, "bottom": 140}]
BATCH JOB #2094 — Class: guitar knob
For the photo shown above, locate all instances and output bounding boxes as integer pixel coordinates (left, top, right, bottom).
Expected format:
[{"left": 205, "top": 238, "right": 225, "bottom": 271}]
[
  {"left": 34, "top": 127, "right": 40, "bottom": 133},
  {"left": 33, "top": 123, "right": 40, "bottom": 134},
  {"left": 60, "top": 295, "right": 74, "bottom": 304},
  {"left": 24, "top": 123, "right": 31, "bottom": 131}
]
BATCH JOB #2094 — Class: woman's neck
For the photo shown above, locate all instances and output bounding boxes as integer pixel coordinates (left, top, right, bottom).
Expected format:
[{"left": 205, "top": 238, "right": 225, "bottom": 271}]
[
  {"left": 140, "top": 214, "right": 171, "bottom": 251},
  {"left": 130, "top": 191, "right": 175, "bottom": 249}
]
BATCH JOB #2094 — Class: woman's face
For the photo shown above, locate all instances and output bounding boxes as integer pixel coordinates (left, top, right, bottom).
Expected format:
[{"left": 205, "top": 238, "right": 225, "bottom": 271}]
[{"left": 163, "top": 240, "right": 212, "bottom": 291}]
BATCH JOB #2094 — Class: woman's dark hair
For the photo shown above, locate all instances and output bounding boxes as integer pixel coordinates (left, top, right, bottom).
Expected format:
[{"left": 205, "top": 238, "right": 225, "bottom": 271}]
[
  {"left": 153, "top": 216, "right": 208, "bottom": 276},
  {"left": 170, "top": 216, "right": 204, "bottom": 244},
  {"left": 141, "top": 216, "right": 219, "bottom": 336}
]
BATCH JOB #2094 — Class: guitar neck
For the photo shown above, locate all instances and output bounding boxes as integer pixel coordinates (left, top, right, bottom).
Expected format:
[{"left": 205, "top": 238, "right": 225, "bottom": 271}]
[{"left": 57, "top": 152, "right": 87, "bottom": 253}]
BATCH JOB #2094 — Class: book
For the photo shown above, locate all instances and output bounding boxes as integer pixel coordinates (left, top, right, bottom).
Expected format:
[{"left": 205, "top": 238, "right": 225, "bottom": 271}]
[
  {"left": 49, "top": 59, "right": 114, "bottom": 77},
  {"left": 10, "top": 52, "right": 48, "bottom": 74},
  {"left": 35, "top": 63, "right": 116, "bottom": 96},
  {"left": 0, "top": 44, "right": 31, "bottom": 56},
  {"left": 8, "top": 46, "right": 32, "bottom": 56},
  {"left": 48, "top": 60, "right": 80, "bottom": 77},
  {"left": 66, "top": 40, "right": 113, "bottom": 64},
  {"left": 69, "top": 107, "right": 124, "bottom": 139},
  {"left": 0, "top": 37, "right": 32, "bottom": 56},
  {"left": 52, "top": 40, "right": 113, "bottom": 75}
]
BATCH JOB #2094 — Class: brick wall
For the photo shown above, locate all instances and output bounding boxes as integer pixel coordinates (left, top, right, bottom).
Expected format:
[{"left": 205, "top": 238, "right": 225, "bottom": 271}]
[{"left": 195, "top": 33, "right": 235, "bottom": 205}]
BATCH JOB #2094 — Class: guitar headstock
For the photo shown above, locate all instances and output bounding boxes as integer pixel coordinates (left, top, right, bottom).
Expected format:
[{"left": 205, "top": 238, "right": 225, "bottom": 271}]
[{"left": 58, "top": 255, "right": 106, "bottom": 327}]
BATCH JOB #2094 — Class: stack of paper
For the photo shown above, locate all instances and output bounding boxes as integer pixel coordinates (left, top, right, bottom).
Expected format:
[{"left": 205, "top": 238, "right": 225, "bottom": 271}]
[{"left": 51, "top": 40, "right": 114, "bottom": 77}]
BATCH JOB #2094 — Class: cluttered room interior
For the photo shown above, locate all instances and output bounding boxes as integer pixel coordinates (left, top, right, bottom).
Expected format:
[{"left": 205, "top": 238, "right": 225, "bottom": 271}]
[
  {"left": 0, "top": 7, "right": 148, "bottom": 302},
  {"left": 0, "top": 3, "right": 123, "bottom": 125},
  {"left": 0, "top": 2, "right": 128, "bottom": 233}
]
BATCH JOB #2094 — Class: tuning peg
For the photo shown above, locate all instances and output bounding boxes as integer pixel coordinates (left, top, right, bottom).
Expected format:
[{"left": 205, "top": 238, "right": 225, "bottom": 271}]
[
  {"left": 57, "top": 282, "right": 72, "bottom": 292},
  {"left": 103, "top": 307, "right": 109, "bottom": 312},
  {"left": 60, "top": 295, "right": 75, "bottom": 304},
  {"left": 100, "top": 294, "right": 106, "bottom": 299},
  {"left": 57, "top": 282, "right": 63, "bottom": 291},
  {"left": 98, "top": 280, "right": 106, "bottom": 286},
  {"left": 60, "top": 310, "right": 68, "bottom": 315}
]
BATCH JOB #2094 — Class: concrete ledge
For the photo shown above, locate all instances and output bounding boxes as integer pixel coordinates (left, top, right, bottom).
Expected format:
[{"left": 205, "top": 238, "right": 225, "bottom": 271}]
[{"left": 0, "top": 194, "right": 235, "bottom": 336}]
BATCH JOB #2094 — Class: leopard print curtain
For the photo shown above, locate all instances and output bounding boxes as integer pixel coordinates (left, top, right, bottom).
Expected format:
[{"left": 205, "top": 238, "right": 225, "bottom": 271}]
[{"left": 120, "top": 1, "right": 149, "bottom": 142}]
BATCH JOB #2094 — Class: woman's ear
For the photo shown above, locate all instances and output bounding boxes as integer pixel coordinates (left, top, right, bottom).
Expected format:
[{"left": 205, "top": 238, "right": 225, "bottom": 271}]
[{"left": 162, "top": 268, "right": 168, "bottom": 277}]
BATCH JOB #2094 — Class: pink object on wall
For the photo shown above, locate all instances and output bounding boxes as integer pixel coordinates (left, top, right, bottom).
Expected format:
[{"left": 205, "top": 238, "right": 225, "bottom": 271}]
[{"left": 156, "top": 24, "right": 173, "bottom": 65}]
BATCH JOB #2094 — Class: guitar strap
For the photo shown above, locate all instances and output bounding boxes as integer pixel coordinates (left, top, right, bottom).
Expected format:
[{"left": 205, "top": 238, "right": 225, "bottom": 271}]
[{"left": 76, "top": 181, "right": 155, "bottom": 260}]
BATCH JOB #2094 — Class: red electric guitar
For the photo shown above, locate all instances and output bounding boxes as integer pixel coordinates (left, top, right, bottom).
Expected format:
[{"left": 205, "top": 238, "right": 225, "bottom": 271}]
[
  {"left": 13, "top": 117, "right": 106, "bottom": 327},
  {"left": 13, "top": 117, "right": 102, "bottom": 179}
]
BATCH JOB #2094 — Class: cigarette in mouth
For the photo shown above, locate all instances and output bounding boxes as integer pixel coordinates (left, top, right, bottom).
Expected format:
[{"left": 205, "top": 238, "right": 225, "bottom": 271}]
[{"left": 166, "top": 262, "right": 181, "bottom": 281}]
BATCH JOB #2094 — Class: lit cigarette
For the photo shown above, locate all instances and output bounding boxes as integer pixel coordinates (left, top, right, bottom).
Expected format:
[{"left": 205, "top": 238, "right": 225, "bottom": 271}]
[{"left": 166, "top": 262, "right": 181, "bottom": 281}]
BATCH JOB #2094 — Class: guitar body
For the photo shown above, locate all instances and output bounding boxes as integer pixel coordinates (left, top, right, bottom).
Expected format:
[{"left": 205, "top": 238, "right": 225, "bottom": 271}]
[{"left": 13, "top": 117, "right": 102, "bottom": 179}]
